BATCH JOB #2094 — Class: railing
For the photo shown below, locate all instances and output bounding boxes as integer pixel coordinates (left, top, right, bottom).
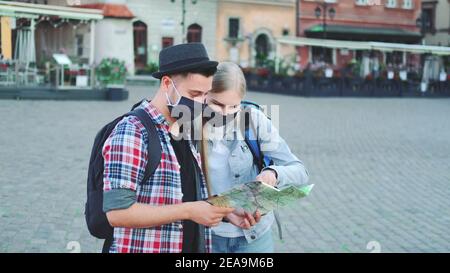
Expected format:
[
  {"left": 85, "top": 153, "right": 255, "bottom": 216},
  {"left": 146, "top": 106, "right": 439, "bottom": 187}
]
[
  {"left": 0, "top": 60, "right": 96, "bottom": 89},
  {"left": 244, "top": 73, "right": 450, "bottom": 97},
  {"left": 0, "top": 60, "right": 44, "bottom": 86}
]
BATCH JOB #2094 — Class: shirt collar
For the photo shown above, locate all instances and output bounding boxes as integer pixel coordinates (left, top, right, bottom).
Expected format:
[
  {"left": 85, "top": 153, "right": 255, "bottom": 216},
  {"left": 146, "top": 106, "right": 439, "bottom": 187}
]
[{"left": 140, "top": 100, "right": 170, "bottom": 131}]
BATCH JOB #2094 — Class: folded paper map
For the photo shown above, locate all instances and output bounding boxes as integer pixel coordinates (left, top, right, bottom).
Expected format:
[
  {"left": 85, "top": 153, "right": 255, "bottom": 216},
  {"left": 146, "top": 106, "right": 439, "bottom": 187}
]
[{"left": 206, "top": 181, "right": 314, "bottom": 215}]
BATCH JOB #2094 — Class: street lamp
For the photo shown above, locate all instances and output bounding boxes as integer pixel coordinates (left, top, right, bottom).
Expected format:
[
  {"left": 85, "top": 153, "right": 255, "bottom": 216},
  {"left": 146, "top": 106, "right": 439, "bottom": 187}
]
[
  {"left": 415, "top": 15, "right": 424, "bottom": 35},
  {"left": 171, "top": 0, "right": 198, "bottom": 43},
  {"left": 315, "top": 1, "right": 336, "bottom": 62},
  {"left": 416, "top": 13, "right": 433, "bottom": 45}
]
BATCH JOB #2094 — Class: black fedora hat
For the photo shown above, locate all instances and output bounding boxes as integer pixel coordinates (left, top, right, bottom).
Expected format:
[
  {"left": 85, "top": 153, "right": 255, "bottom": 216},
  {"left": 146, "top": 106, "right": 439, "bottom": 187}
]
[{"left": 152, "top": 43, "right": 218, "bottom": 79}]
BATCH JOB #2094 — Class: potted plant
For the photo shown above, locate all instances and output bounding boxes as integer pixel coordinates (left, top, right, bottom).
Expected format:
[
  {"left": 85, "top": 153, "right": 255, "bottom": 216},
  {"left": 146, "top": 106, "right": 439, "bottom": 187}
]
[
  {"left": 399, "top": 70, "right": 419, "bottom": 97},
  {"left": 242, "top": 67, "right": 259, "bottom": 90},
  {"left": 136, "top": 61, "right": 159, "bottom": 76},
  {"left": 96, "top": 58, "right": 128, "bottom": 101}
]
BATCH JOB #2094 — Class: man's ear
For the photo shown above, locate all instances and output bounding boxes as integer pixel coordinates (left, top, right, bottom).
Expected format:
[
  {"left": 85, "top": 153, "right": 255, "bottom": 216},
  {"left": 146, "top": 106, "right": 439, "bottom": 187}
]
[{"left": 160, "top": 76, "right": 172, "bottom": 91}]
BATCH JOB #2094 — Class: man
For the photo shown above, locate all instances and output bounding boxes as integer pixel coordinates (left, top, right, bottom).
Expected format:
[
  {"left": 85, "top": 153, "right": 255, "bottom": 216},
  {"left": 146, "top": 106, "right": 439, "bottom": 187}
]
[{"left": 102, "top": 43, "right": 255, "bottom": 253}]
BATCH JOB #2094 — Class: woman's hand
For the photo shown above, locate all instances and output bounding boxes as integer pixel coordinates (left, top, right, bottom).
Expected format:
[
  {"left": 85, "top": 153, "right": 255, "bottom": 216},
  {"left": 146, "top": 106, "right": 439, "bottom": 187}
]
[
  {"left": 255, "top": 169, "right": 278, "bottom": 187},
  {"left": 226, "top": 209, "right": 262, "bottom": 229}
]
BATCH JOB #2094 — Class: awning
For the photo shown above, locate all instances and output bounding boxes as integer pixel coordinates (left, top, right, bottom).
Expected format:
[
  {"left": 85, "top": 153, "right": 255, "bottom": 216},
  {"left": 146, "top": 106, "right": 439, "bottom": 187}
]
[
  {"left": 277, "top": 37, "right": 450, "bottom": 56},
  {"left": 305, "top": 24, "right": 422, "bottom": 44},
  {"left": 278, "top": 37, "right": 370, "bottom": 50},
  {"left": 0, "top": 0, "right": 103, "bottom": 20}
]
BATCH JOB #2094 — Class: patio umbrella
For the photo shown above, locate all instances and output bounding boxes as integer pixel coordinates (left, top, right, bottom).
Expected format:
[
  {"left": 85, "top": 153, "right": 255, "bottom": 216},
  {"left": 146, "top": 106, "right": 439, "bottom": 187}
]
[{"left": 14, "top": 26, "right": 36, "bottom": 68}]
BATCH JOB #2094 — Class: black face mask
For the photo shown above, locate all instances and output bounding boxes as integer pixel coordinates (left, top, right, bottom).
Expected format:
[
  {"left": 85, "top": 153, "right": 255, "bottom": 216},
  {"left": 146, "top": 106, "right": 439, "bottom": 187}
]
[
  {"left": 203, "top": 105, "right": 238, "bottom": 127},
  {"left": 166, "top": 81, "right": 204, "bottom": 122},
  {"left": 168, "top": 97, "right": 205, "bottom": 121}
]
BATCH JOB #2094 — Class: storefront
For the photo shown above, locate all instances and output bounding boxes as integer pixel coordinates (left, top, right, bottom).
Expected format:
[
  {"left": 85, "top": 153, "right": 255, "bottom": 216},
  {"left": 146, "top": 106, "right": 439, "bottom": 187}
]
[
  {"left": 0, "top": 1, "right": 103, "bottom": 88},
  {"left": 276, "top": 36, "right": 450, "bottom": 81}
]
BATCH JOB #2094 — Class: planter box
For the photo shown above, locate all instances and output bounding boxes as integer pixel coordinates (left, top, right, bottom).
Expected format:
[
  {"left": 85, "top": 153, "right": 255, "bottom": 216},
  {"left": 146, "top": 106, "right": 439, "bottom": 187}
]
[
  {"left": 281, "top": 77, "right": 299, "bottom": 95},
  {"left": 0, "top": 86, "right": 109, "bottom": 100},
  {"left": 400, "top": 81, "right": 421, "bottom": 97},
  {"left": 341, "top": 78, "right": 372, "bottom": 97},
  {"left": 309, "top": 78, "right": 340, "bottom": 97},
  {"left": 267, "top": 75, "right": 286, "bottom": 94},
  {"left": 429, "top": 81, "right": 450, "bottom": 97},
  {"left": 245, "top": 73, "right": 259, "bottom": 91},
  {"left": 257, "top": 76, "right": 271, "bottom": 92},
  {"left": 373, "top": 80, "right": 401, "bottom": 97},
  {"left": 107, "top": 85, "right": 128, "bottom": 101}
]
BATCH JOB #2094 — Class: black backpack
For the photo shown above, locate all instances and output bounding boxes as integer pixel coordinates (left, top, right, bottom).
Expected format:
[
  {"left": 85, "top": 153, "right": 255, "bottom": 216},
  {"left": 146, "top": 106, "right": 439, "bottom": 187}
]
[{"left": 85, "top": 100, "right": 162, "bottom": 245}]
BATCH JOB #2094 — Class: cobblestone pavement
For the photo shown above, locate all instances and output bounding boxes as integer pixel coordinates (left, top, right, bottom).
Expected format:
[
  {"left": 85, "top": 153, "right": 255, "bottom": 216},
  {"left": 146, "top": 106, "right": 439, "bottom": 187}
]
[{"left": 0, "top": 86, "right": 449, "bottom": 253}]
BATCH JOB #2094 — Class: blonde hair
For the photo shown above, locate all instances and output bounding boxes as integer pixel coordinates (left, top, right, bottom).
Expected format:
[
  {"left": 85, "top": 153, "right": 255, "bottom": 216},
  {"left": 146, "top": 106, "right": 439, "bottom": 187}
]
[
  {"left": 201, "top": 62, "right": 246, "bottom": 197},
  {"left": 210, "top": 62, "right": 246, "bottom": 97}
]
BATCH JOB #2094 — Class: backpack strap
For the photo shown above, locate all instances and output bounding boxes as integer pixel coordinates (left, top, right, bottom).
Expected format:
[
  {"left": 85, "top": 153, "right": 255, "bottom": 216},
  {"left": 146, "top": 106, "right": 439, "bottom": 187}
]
[
  {"left": 243, "top": 113, "right": 265, "bottom": 171},
  {"left": 129, "top": 108, "right": 162, "bottom": 185},
  {"left": 242, "top": 102, "right": 273, "bottom": 171},
  {"left": 242, "top": 102, "right": 282, "bottom": 240},
  {"left": 98, "top": 102, "right": 162, "bottom": 251},
  {"left": 241, "top": 100, "right": 262, "bottom": 110}
]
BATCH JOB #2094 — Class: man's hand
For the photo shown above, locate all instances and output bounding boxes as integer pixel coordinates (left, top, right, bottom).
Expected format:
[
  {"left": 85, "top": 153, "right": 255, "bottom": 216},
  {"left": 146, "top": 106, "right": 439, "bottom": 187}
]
[
  {"left": 255, "top": 169, "right": 278, "bottom": 187},
  {"left": 226, "top": 209, "right": 262, "bottom": 229},
  {"left": 187, "top": 201, "right": 235, "bottom": 227}
]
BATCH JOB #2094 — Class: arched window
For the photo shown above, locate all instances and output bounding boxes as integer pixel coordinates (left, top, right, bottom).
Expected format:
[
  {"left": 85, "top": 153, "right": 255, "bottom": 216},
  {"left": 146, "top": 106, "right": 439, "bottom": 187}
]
[
  {"left": 133, "top": 20, "right": 147, "bottom": 69},
  {"left": 255, "top": 34, "right": 270, "bottom": 67},
  {"left": 187, "top": 24, "right": 202, "bottom": 43}
]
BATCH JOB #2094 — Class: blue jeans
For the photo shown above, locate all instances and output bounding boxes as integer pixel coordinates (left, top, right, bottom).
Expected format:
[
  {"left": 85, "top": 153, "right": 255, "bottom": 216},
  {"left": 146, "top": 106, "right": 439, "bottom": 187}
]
[{"left": 212, "top": 229, "right": 274, "bottom": 253}]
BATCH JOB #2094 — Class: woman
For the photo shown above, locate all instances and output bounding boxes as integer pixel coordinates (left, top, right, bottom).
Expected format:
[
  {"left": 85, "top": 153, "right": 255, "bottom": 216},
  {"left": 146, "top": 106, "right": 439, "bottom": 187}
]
[{"left": 202, "top": 62, "right": 309, "bottom": 253}]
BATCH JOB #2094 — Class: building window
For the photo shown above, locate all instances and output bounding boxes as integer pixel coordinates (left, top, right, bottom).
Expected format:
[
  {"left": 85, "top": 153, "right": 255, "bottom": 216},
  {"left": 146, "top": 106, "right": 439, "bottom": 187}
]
[
  {"left": 355, "top": 0, "right": 368, "bottom": 6},
  {"left": 228, "top": 18, "right": 240, "bottom": 39},
  {"left": 386, "top": 0, "right": 397, "bottom": 8},
  {"left": 312, "top": 46, "right": 333, "bottom": 64},
  {"left": 386, "top": 51, "right": 403, "bottom": 66},
  {"left": 420, "top": 1, "right": 437, "bottom": 34},
  {"left": 255, "top": 33, "right": 271, "bottom": 66},
  {"left": 421, "top": 8, "right": 435, "bottom": 33},
  {"left": 162, "top": 37, "right": 174, "bottom": 49},
  {"left": 75, "top": 34, "right": 83, "bottom": 57},
  {"left": 187, "top": 24, "right": 202, "bottom": 43},
  {"left": 133, "top": 20, "right": 148, "bottom": 69},
  {"left": 402, "top": 0, "right": 413, "bottom": 9},
  {"left": 282, "top": 28, "right": 289, "bottom": 36}
]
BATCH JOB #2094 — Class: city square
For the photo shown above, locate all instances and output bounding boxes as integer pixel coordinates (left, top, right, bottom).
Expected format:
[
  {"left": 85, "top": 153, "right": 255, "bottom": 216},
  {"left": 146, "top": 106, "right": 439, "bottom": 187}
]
[{"left": 0, "top": 85, "right": 449, "bottom": 253}]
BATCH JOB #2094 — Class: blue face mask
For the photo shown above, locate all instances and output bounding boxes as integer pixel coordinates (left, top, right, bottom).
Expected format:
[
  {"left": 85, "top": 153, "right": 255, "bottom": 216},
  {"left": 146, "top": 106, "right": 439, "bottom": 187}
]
[{"left": 166, "top": 80, "right": 205, "bottom": 121}]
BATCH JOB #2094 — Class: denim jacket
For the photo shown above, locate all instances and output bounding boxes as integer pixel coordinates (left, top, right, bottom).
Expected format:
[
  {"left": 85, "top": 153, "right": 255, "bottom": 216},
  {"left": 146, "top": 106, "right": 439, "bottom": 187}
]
[{"left": 206, "top": 107, "right": 309, "bottom": 243}]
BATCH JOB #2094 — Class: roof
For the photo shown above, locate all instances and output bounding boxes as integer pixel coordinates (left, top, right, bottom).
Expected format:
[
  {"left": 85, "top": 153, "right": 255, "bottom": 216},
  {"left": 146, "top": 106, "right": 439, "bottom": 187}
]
[
  {"left": 277, "top": 37, "right": 450, "bottom": 55},
  {"left": 0, "top": 0, "right": 103, "bottom": 20},
  {"left": 78, "top": 3, "right": 134, "bottom": 19},
  {"left": 222, "top": 0, "right": 295, "bottom": 7}
]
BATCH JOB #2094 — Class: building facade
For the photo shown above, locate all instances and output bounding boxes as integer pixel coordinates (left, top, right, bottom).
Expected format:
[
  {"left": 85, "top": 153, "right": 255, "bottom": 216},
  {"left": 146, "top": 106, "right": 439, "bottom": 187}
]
[
  {"left": 297, "top": 0, "right": 423, "bottom": 70},
  {"left": 127, "top": 0, "right": 218, "bottom": 71},
  {"left": 38, "top": 0, "right": 135, "bottom": 73},
  {"left": 215, "top": 0, "right": 298, "bottom": 68},
  {"left": 420, "top": 0, "right": 450, "bottom": 47},
  {"left": 0, "top": 0, "right": 103, "bottom": 87},
  {"left": 42, "top": 0, "right": 218, "bottom": 75}
]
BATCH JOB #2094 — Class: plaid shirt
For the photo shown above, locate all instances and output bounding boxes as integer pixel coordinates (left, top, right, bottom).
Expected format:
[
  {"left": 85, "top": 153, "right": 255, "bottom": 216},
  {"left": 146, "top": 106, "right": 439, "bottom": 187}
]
[{"left": 102, "top": 100, "right": 211, "bottom": 253}]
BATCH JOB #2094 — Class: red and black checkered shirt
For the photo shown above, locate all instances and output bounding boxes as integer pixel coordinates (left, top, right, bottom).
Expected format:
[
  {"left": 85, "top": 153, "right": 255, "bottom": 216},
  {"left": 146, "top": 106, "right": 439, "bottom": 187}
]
[{"left": 102, "top": 100, "right": 211, "bottom": 253}]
